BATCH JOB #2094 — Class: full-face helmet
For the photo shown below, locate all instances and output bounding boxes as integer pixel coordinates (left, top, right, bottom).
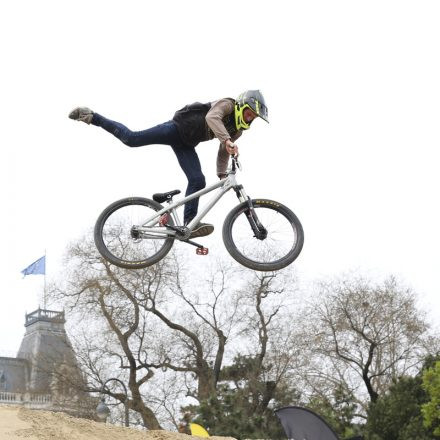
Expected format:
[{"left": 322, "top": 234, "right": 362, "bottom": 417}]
[{"left": 235, "top": 89, "right": 269, "bottom": 130}]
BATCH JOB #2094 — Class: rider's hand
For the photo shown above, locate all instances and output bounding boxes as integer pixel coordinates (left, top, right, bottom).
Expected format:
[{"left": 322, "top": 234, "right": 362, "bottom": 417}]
[{"left": 225, "top": 139, "right": 239, "bottom": 156}]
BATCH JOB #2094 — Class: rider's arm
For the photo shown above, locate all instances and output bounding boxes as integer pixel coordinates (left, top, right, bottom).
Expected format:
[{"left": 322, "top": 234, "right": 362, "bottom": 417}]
[
  {"left": 217, "top": 132, "right": 242, "bottom": 178},
  {"left": 205, "top": 99, "right": 234, "bottom": 143}
]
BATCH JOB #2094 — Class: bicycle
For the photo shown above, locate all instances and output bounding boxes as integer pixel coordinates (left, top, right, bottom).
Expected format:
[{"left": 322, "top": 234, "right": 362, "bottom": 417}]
[{"left": 94, "top": 156, "right": 304, "bottom": 271}]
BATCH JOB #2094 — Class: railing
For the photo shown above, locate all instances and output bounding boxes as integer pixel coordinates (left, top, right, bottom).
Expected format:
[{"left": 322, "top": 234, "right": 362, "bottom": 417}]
[
  {"left": 0, "top": 392, "right": 52, "bottom": 407},
  {"left": 0, "top": 392, "right": 22, "bottom": 403},
  {"left": 29, "top": 394, "right": 52, "bottom": 403},
  {"left": 25, "top": 308, "right": 65, "bottom": 326}
]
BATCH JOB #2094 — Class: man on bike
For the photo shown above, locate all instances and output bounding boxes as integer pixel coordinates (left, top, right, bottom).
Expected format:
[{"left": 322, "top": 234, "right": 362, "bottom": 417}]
[{"left": 69, "top": 90, "right": 269, "bottom": 238}]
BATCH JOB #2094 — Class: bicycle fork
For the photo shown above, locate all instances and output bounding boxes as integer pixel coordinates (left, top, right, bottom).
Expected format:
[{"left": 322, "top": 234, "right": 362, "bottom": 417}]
[{"left": 233, "top": 186, "right": 268, "bottom": 240}]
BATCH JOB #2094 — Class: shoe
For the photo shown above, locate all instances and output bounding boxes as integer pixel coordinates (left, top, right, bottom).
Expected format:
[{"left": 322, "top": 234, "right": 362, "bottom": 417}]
[
  {"left": 69, "top": 107, "right": 94, "bottom": 124},
  {"left": 189, "top": 223, "right": 214, "bottom": 238}
]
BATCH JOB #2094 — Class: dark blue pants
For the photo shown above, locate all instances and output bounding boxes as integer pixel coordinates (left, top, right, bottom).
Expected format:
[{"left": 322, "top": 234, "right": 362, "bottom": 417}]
[{"left": 92, "top": 113, "right": 206, "bottom": 224}]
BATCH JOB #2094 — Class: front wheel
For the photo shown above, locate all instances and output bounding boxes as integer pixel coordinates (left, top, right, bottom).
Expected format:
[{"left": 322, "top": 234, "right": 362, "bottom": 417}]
[
  {"left": 94, "top": 197, "right": 175, "bottom": 269},
  {"left": 222, "top": 199, "right": 304, "bottom": 271}
]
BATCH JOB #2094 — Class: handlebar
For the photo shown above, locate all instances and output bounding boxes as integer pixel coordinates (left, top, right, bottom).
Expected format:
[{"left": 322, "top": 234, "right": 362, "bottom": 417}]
[{"left": 230, "top": 154, "right": 241, "bottom": 173}]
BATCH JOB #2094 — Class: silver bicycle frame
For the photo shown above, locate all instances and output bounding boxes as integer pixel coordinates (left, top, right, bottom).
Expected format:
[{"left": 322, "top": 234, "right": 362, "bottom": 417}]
[{"left": 136, "top": 172, "right": 248, "bottom": 239}]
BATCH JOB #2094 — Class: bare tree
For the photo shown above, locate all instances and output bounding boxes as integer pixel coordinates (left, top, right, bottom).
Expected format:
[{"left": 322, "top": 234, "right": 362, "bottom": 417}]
[
  {"left": 305, "top": 274, "right": 434, "bottom": 412},
  {"left": 52, "top": 236, "right": 171, "bottom": 428},
  {"left": 133, "top": 257, "right": 245, "bottom": 401},
  {"left": 218, "top": 270, "right": 303, "bottom": 413},
  {"left": 51, "top": 235, "right": 252, "bottom": 428}
]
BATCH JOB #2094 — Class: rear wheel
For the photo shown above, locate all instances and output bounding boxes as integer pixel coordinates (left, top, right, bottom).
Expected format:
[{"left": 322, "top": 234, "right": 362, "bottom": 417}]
[
  {"left": 94, "top": 197, "right": 174, "bottom": 269},
  {"left": 222, "top": 199, "right": 304, "bottom": 271}
]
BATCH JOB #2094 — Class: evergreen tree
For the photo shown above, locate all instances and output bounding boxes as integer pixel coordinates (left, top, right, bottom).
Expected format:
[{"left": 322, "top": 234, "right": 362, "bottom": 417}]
[
  {"left": 183, "top": 355, "right": 299, "bottom": 439},
  {"left": 307, "top": 383, "right": 361, "bottom": 439},
  {"left": 422, "top": 360, "right": 440, "bottom": 435},
  {"left": 365, "top": 359, "right": 440, "bottom": 439}
]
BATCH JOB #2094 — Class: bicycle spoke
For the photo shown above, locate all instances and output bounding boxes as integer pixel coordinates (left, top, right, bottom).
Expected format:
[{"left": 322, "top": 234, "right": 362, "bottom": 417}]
[
  {"left": 95, "top": 197, "right": 175, "bottom": 268},
  {"left": 223, "top": 200, "right": 303, "bottom": 271}
]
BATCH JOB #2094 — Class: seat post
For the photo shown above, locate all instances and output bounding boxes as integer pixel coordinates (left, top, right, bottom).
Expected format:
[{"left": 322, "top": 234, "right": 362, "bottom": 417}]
[{"left": 167, "top": 199, "right": 181, "bottom": 226}]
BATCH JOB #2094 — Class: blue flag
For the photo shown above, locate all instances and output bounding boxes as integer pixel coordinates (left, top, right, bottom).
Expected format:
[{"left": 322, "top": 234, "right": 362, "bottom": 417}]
[{"left": 21, "top": 256, "right": 46, "bottom": 276}]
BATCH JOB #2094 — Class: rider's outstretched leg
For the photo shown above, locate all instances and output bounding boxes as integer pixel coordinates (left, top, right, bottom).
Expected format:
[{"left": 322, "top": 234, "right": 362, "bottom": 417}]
[
  {"left": 69, "top": 108, "right": 213, "bottom": 237},
  {"left": 92, "top": 114, "right": 182, "bottom": 148},
  {"left": 69, "top": 107, "right": 182, "bottom": 148}
]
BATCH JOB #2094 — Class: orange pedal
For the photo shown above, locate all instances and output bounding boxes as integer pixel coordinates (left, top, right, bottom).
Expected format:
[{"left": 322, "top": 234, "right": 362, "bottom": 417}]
[{"left": 196, "top": 247, "right": 209, "bottom": 255}]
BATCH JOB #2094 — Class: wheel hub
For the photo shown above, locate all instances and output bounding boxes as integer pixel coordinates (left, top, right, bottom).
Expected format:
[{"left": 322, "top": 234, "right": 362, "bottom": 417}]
[
  {"left": 254, "top": 227, "right": 268, "bottom": 240},
  {"left": 130, "top": 226, "right": 141, "bottom": 240}
]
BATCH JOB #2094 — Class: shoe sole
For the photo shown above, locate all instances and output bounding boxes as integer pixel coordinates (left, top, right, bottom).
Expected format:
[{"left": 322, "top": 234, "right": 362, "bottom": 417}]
[{"left": 190, "top": 226, "right": 214, "bottom": 238}]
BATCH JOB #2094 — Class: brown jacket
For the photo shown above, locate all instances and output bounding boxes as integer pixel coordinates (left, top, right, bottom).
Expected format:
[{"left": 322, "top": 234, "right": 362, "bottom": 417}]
[{"left": 206, "top": 98, "right": 242, "bottom": 176}]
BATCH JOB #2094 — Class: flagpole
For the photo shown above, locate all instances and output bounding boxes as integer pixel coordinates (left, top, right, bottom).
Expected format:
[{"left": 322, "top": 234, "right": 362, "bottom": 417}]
[{"left": 44, "top": 250, "right": 47, "bottom": 309}]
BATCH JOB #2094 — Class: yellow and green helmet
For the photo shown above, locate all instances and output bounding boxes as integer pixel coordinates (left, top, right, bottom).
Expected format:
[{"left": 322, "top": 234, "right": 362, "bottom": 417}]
[{"left": 235, "top": 89, "right": 269, "bottom": 130}]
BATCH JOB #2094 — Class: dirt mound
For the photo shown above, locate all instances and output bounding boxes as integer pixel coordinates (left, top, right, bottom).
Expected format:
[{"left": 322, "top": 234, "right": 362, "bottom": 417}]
[{"left": 0, "top": 406, "right": 235, "bottom": 440}]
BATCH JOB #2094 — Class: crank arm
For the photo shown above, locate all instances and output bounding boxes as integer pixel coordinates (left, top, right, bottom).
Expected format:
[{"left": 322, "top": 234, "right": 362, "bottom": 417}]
[
  {"left": 182, "top": 239, "right": 205, "bottom": 248},
  {"left": 181, "top": 239, "right": 209, "bottom": 255}
]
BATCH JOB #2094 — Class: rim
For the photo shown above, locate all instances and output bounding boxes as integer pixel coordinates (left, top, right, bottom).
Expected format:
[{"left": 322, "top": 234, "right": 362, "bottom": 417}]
[
  {"left": 99, "top": 202, "right": 170, "bottom": 264},
  {"left": 229, "top": 205, "right": 299, "bottom": 265}
]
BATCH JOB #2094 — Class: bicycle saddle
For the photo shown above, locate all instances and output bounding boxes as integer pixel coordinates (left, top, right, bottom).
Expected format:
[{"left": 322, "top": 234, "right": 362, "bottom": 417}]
[{"left": 153, "top": 189, "right": 181, "bottom": 203}]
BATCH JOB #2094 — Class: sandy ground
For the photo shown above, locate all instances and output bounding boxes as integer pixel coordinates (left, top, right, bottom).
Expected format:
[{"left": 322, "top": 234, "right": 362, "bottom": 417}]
[{"left": 0, "top": 406, "right": 235, "bottom": 440}]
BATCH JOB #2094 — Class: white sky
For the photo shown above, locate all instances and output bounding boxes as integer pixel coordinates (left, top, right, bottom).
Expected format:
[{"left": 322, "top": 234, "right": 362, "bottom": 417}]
[{"left": 1, "top": 1, "right": 439, "bottom": 355}]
